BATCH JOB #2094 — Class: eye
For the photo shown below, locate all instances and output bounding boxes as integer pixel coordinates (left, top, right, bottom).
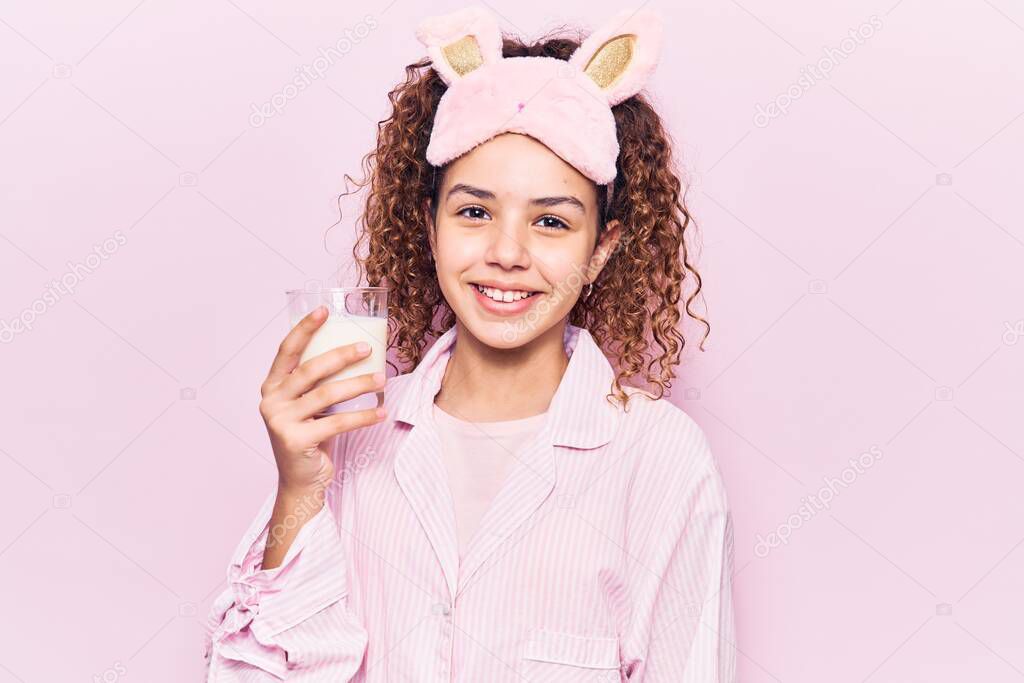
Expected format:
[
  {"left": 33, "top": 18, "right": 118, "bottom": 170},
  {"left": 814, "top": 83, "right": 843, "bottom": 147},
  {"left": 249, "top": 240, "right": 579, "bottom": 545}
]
[
  {"left": 536, "top": 215, "right": 569, "bottom": 231},
  {"left": 457, "top": 205, "right": 490, "bottom": 220}
]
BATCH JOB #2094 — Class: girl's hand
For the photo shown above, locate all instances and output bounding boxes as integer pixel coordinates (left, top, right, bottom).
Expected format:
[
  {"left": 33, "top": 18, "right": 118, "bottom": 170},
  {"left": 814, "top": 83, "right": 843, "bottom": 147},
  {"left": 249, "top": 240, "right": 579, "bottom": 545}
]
[{"left": 258, "top": 306, "right": 387, "bottom": 495}]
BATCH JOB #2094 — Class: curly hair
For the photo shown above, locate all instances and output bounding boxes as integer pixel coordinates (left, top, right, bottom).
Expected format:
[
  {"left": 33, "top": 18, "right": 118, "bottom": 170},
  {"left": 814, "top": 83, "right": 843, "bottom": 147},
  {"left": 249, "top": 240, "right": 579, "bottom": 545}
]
[{"left": 340, "top": 27, "right": 710, "bottom": 411}]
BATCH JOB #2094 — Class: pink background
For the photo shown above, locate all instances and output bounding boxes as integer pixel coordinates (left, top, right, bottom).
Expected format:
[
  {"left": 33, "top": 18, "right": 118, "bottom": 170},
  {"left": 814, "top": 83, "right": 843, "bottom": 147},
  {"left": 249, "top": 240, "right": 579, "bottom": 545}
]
[{"left": 2, "top": 1, "right": 1023, "bottom": 681}]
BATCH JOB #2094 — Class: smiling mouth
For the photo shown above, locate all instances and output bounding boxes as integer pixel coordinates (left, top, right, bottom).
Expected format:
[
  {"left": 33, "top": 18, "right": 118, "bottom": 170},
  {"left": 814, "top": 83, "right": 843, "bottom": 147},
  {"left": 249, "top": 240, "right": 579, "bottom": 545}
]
[{"left": 470, "top": 283, "right": 541, "bottom": 303}]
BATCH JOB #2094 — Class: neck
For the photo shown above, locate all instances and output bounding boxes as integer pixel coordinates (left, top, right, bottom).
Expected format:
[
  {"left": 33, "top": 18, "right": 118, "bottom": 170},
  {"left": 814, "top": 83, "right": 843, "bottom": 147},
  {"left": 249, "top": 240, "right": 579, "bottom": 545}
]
[{"left": 433, "top": 320, "right": 570, "bottom": 421}]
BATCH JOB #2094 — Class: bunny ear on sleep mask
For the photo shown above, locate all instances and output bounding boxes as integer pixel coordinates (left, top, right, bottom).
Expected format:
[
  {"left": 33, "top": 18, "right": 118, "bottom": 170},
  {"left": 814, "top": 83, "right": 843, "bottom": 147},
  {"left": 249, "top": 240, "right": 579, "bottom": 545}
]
[{"left": 415, "top": 5, "right": 664, "bottom": 184}]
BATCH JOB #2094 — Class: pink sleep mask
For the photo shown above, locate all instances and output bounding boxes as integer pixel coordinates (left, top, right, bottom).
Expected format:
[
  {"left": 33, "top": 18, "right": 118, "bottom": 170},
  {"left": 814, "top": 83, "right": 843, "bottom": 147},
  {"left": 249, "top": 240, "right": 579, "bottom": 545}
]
[{"left": 414, "top": 5, "right": 664, "bottom": 185}]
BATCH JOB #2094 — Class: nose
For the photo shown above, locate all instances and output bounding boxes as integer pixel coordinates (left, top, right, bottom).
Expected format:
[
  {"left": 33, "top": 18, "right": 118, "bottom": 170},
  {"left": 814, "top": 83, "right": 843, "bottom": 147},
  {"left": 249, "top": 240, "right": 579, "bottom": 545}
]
[{"left": 484, "top": 220, "right": 532, "bottom": 270}]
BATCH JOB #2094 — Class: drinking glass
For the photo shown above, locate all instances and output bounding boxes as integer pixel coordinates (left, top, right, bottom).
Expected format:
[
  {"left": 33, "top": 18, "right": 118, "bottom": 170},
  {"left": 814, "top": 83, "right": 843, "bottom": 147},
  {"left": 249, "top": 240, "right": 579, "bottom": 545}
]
[{"left": 285, "top": 287, "right": 388, "bottom": 415}]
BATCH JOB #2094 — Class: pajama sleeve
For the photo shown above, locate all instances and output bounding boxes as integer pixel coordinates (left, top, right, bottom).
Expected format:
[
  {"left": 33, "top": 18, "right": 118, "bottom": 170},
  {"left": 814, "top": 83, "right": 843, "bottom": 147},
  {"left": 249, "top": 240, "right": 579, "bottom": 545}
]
[
  {"left": 622, "top": 431, "right": 738, "bottom": 682},
  {"left": 202, "top": 476, "right": 368, "bottom": 680}
]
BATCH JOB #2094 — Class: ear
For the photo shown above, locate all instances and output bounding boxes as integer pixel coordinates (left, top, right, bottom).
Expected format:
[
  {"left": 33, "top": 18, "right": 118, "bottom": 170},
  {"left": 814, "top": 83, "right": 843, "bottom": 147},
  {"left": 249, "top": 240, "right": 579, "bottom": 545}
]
[
  {"left": 586, "top": 219, "right": 623, "bottom": 282},
  {"left": 415, "top": 5, "right": 503, "bottom": 86},
  {"left": 568, "top": 7, "right": 663, "bottom": 106}
]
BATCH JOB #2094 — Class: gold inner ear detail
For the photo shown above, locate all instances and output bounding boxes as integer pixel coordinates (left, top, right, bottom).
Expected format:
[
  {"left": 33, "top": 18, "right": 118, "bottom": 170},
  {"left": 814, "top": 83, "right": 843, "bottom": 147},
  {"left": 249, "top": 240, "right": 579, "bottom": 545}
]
[
  {"left": 583, "top": 34, "right": 636, "bottom": 89},
  {"left": 442, "top": 35, "right": 485, "bottom": 76}
]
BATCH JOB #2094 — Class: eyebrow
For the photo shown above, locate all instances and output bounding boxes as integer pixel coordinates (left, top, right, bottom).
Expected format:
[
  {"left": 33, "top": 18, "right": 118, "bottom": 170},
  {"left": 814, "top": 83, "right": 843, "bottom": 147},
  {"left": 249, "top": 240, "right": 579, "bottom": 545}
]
[{"left": 446, "top": 183, "right": 586, "bottom": 214}]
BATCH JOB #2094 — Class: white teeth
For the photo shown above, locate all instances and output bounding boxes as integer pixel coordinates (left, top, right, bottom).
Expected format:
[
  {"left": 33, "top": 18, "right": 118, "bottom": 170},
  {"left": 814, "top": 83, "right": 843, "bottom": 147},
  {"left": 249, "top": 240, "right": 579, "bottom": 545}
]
[{"left": 474, "top": 284, "right": 536, "bottom": 302}]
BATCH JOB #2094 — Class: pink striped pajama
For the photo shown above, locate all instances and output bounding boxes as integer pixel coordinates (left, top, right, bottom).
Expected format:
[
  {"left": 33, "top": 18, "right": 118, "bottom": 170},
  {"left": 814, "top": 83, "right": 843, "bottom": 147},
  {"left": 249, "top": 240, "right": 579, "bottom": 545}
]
[{"left": 203, "top": 323, "right": 737, "bottom": 681}]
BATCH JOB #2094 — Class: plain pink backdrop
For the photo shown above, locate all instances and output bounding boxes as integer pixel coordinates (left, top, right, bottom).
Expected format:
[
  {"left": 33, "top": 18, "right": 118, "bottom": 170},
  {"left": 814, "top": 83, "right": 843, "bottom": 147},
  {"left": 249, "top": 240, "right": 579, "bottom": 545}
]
[{"left": 2, "top": 1, "right": 1023, "bottom": 681}]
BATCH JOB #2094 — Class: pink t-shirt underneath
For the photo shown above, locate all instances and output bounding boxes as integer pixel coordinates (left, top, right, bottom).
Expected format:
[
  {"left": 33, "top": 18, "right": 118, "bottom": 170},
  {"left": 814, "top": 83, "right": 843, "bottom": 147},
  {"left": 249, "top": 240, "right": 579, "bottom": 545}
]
[{"left": 432, "top": 402, "right": 549, "bottom": 560}]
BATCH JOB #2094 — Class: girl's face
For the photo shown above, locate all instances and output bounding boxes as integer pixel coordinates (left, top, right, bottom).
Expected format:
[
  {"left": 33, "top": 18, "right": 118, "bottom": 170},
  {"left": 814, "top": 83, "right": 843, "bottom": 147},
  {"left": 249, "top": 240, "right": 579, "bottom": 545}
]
[{"left": 427, "top": 132, "right": 622, "bottom": 349}]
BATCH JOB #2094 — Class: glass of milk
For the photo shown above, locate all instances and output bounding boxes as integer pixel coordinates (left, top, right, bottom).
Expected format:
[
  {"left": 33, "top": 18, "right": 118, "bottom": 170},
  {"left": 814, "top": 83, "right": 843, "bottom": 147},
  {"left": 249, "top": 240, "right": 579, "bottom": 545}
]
[{"left": 285, "top": 287, "right": 388, "bottom": 415}]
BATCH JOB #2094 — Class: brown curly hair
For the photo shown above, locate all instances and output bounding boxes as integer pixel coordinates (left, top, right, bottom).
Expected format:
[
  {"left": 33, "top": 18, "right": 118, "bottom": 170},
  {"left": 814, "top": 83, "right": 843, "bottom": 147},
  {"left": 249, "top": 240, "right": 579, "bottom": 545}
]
[{"left": 340, "top": 26, "right": 710, "bottom": 411}]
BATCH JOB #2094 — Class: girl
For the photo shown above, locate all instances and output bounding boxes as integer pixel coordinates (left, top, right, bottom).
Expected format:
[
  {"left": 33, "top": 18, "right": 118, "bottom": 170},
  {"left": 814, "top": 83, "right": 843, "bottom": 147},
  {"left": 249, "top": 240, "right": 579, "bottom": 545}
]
[{"left": 204, "top": 5, "right": 736, "bottom": 681}]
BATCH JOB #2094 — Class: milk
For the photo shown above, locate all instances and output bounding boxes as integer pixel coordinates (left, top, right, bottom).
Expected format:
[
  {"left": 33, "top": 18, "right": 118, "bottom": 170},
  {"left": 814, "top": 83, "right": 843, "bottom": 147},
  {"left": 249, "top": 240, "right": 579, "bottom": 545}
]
[{"left": 295, "top": 313, "right": 388, "bottom": 413}]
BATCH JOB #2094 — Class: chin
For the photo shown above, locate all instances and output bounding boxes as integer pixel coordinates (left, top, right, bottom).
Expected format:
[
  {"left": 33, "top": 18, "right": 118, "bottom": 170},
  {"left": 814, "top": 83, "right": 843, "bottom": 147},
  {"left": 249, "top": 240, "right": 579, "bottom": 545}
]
[
  {"left": 464, "top": 315, "right": 541, "bottom": 349},
  {"left": 461, "top": 303, "right": 564, "bottom": 351}
]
